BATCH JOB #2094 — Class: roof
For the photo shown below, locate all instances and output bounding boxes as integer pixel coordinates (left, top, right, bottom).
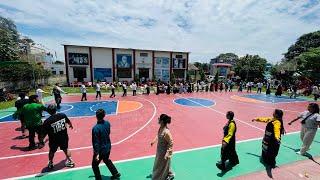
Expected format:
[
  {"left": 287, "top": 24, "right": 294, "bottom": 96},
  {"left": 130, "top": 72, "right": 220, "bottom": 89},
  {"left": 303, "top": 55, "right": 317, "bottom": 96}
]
[
  {"left": 62, "top": 44, "right": 190, "bottom": 54},
  {"left": 212, "top": 63, "right": 232, "bottom": 67},
  {"left": 188, "top": 63, "right": 199, "bottom": 70}
]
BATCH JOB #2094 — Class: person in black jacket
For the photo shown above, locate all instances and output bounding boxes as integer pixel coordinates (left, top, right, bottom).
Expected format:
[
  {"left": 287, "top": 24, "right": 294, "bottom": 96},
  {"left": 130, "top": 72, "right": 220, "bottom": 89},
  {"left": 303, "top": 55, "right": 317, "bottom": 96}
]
[
  {"left": 14, "top": 92, "right": 29, "bottom": 137},
  {"left": 216, "top": 111, "right": 239, "bottom": 170},
  {"left": 91, "top": 109, "right": 121, "bottom": 180}
]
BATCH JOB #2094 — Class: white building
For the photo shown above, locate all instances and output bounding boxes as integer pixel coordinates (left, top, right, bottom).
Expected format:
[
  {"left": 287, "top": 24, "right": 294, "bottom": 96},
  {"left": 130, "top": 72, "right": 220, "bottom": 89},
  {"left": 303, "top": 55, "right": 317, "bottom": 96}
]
[{"left": 63, "top": 44, "right": 189, "bottom": 85}]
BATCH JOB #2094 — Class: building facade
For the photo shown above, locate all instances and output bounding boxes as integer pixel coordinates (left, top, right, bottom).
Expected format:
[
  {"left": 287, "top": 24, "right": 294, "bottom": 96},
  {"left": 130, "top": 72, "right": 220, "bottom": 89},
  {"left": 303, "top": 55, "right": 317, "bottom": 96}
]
[{"left": 64, "top": 45, "right": 189, "bottom": 85}]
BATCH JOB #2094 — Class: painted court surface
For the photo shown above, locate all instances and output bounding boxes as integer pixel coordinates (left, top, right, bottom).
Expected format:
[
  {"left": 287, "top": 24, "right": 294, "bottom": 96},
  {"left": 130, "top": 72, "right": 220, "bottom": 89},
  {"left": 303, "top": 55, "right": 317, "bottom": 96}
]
[{"left": 0, "top": 92, "right": 320, "bottom": 179}]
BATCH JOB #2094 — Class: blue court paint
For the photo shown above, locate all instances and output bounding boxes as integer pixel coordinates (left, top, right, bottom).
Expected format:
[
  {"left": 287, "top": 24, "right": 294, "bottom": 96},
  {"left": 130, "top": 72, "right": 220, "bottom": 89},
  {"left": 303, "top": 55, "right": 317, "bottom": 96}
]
[
  {"left": 174, "top": 98, "right": 215, "bottom": 107},
  {"left": 243, "top": 94, "right": 308, "bottom": 103},
  {"left": 0, "top": 101, "right": 118, "bottom": 122}
]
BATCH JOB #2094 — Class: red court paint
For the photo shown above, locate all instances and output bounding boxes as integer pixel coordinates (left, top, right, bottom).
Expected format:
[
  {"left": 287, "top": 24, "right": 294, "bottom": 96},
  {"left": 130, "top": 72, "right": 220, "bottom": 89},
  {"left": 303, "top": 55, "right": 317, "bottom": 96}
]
[{"left": 0, "top": 92, "right": 308, "bottom": 179}]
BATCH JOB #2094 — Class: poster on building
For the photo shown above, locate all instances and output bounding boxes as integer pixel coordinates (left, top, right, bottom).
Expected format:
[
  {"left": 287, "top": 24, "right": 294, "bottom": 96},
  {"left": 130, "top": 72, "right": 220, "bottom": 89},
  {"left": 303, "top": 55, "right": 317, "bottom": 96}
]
[
  {"left": 172, "top": 58, "right": 186, "bottom": 69},
  {"left": 161, "top": 58, "right": 169, "bottom": 68},
  {"left": 94, "top": 68, "right": 112, "bottom": 81},
  {"left": 117, "top": 54, "right": 132, "bottom": 68},
  {"left": 162, "top": 69, "right": 170, "bottom": 82},
  {"left": 68, "top": 53, "right": 89, "bottom": 65}
]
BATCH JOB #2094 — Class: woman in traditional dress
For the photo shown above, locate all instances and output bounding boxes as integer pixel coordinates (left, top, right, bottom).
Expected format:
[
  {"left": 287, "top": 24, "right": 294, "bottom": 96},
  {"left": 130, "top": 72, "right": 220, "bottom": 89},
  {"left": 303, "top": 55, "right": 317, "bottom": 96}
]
[
  {"left": 151, "top": 114, "right": 174, "bottom": 180},
  {"left": 252, "top": 109, "right": 285, "bottom": 168}
]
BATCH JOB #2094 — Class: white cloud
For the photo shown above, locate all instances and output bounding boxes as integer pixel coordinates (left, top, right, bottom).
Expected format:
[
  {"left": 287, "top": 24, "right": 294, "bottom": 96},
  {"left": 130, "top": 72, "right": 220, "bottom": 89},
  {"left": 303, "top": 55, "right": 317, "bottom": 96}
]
[{"left": 1, "top": 0, "right": 319, "bottom": 63}]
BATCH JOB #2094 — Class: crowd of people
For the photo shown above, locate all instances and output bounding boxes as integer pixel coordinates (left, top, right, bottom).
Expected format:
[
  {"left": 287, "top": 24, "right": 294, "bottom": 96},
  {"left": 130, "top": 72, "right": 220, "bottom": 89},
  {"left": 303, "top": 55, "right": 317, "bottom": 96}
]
[{"left": 9, "top": 79, "right": 320, "bottom": 179}]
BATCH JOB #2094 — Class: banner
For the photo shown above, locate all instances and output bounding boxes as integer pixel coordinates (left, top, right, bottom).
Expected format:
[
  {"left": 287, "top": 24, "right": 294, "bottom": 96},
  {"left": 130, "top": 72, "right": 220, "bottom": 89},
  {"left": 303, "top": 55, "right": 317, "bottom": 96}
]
[
  {"left": 68, "top": 53, "right": 89, "bottom": 65},
  {"left": 94, "top": 68, "right": 112, "bottom": 81},
  {"left": 117, "top": 54, "right": 132, "bottom": 68}
]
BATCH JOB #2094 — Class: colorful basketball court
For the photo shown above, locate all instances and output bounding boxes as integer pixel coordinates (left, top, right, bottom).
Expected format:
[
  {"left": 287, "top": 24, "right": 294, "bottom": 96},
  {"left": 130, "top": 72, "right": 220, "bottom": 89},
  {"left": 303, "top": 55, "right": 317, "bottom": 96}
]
[{"left": 0, "top": 92, "right": 319, "bottom": 179}]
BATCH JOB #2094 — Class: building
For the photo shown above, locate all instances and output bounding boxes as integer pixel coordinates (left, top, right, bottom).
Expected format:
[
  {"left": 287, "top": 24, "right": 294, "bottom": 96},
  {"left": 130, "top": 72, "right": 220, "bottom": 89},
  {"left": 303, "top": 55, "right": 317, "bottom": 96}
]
[
  {"left": 188, "top": 63, "right": 200, "bottom": 82},
  {"left": 49, "top": 61, "right": 66, "bottom": 75},
  {"left": 210, "top": 63, "right": 233, "bottom": 79},
  {"left": 63, "top": 44, "right": 189, "bottom": 85}
]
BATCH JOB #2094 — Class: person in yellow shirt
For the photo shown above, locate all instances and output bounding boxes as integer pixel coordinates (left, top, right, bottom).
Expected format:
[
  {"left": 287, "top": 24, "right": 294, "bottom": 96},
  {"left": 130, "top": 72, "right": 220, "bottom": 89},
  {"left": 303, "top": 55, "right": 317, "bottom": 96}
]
[
  {"left": 216, "top": 111, "right": 239, "bottom": 171},
  {"left": 252, "top": 109, "right": 285, "bottom": 168}
]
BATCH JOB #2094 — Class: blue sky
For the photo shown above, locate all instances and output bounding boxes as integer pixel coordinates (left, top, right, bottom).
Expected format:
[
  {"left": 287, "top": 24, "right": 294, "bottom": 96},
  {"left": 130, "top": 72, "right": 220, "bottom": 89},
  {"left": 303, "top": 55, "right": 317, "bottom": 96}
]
[{"left": 0, "top": 0, "right": 319, "bottom": 63}]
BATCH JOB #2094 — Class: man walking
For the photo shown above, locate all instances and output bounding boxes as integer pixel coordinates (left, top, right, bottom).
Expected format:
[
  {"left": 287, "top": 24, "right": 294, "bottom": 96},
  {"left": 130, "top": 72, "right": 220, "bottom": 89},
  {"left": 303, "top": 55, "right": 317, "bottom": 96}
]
[
  {"left": 96, "top": 81, "right": 102, "bottom": 100},
  {"left": 92, "top": 109, "right": 121, "bottom": 180},
  {"left": 21, "top": 95, "right": 47, "bottom": 150},
  {"left": 80, "top": 83, "right": 87, "bottom": 101},
  {"left": 110, "top": 83, "right": 116, "bottom": 98},
  {"left": 43, "top": 104, "right": 75, "bottom": 169}
]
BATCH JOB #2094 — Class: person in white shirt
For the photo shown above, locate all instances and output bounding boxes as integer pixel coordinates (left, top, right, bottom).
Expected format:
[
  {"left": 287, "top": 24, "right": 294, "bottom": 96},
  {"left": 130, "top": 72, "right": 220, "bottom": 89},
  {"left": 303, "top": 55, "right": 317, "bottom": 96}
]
[
  {"left": 257, "top": 82, "right": 263, "bottom": 94},
  {"left": 80, "top": 83, "right": 87, "bottom": 101},
  {"left": 110, "top": 83, "right": 116, "bottom": 98},
  {"left": 132, "top": 82, "right": 137, "bottom": 96},
  {"left": 288, "top": 103, "right": 320, "bottom": 155},
  {"left": 52, "top": 83, "right": 68, "bottom": 109},
  {"left": 122, "top": 82, "right": 127, "bottom": 97},
  {"left": 95, "top": 81, "right": 102, "bottom": 100},
  {"left": 312, "top": 85, "right": 319, "bottom": 101},
  {"left": 36, "top": 84, "right": 48, "bottom": 105}
]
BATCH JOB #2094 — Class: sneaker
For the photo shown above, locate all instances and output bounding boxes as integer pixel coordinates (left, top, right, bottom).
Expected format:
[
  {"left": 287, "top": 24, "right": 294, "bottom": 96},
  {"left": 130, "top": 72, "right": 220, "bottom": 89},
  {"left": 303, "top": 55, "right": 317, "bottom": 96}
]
[
  {"left": 38, "top": 142, "right": 45, "bottom": 149},
  {"left": 48, "top": 161, "right": 54, "bottom": 169},
  {"left": 216, "top": 161, "right": 226, "bottom": 171},
  {"left": 28, "top": 145, "right": 37, "bottom": 150},
  {"left": 166, "top": 174, "right": 175, "bottom": 180},
  {"left": 110, "top": 173, "right": 121, "bottom": 179},
  {"left": 65, "top": 160, "right": 75, "bottom": 168},
  {"left": 296, "top": 151, "right": 306, "bottom": 156}
]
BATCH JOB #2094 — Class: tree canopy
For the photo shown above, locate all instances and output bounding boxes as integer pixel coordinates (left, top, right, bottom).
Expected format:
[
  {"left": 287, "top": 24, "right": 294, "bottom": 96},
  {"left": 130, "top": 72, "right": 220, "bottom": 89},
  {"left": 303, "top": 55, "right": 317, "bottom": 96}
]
[
  {"left": 210, "top": 53, "right": 238, "bottom": 64},
  {"left": 234, "top": 54, "right": 267, "bottom": 81},
  {"left": 284, "top": 30, "right": 320, "bottom": 61}
]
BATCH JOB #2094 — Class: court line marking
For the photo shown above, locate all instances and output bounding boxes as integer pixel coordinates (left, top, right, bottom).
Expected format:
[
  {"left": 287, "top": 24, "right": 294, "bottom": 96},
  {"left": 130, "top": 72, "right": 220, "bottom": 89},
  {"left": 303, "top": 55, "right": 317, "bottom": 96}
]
[
  {"left": 176, "top": 94, "right": 265, "bottom": 132},
  {"left": 211, "top": 93, "right": 303, "bottom": 113},
  {"left": 0, "top": 105, "right": 74, "bottom": 124},
  {"left": 0, "top": 97, "right": 156, "bottom": 161},
  {"left": 172, "top": 97, "right": 216, "bottom": 108},
  {"left": 0, "top": 100, "right": 142, "bottom": 124},
  {"left": 238, "top": 94, "right": 310, "bottom": 104},
  {"left": 116, "top": 100, "right": 119, "bottom": 115},
  {"left": 6, "top": 130, "right": 306, "bottom": 180}
]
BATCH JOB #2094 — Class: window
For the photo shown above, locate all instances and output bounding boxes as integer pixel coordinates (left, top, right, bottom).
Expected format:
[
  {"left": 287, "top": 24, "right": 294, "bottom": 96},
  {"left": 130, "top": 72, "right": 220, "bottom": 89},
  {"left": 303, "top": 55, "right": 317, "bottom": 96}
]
[
  {"left": 73, "top": 67, "right": 87, "bottom": 82},
  {"left": 52, "top": 71, "right": 56, "bottom": 75},
  {"left": 140, "top": 52, "right": 148, "bottom": 57},
  {"left": 59, "top": 71, "right": 64, "bottom": 75},
  {"left": 176, "top": 55, "right": 183, "bottom": 58},
  {"left": 117, "top": 69, "right": 132, "bottom": 78}
]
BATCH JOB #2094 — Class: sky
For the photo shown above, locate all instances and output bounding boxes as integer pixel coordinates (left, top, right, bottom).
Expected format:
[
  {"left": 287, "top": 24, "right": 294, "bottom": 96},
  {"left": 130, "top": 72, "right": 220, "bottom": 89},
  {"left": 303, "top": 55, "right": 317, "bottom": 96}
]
[{"left": 0, "top": 0, "right": 319, "bottom": 63}]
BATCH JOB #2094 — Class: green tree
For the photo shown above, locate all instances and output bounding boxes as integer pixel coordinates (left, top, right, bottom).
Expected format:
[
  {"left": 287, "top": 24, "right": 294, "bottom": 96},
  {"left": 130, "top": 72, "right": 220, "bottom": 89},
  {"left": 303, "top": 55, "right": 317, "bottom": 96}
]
[
  {"left": 210, "top": 53, "right": 238, "bottom": 64},
  {"left": 296, "top": 47, "right": 320, "bottom": 81},
  {"left": 284, "top": 30, "right": 320, "bottom": 61},
  {"left": 0, "top": 29, "right": 19, "bottom": 61},
  {"left": 234, "top": 54, "right": 267, "bottom": 81}
]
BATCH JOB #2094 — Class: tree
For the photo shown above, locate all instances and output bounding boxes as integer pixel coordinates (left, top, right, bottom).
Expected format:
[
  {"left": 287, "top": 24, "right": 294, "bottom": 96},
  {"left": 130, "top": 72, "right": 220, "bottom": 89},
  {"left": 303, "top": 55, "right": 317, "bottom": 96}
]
[
  {"left": 284, "top": 30, "right": 320, "bottom": 61},
  {"left": 0, "top": 16, "right": 19, "bottom": 43},
  {"left": 296, "top": 47, "right": 320, "bottom": 81},
  {"left": 210, "top": 53, "right": 238, "bottom": 64},
  {"left": 0, "top": 29, "right": 19, "bottom": 61},
  {"left": 234, "top": 54, "right": 267, "bottom": 81}
]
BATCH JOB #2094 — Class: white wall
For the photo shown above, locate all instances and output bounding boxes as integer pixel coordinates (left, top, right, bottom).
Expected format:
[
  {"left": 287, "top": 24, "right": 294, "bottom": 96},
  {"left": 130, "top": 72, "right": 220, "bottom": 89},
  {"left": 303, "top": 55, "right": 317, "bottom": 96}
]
[
  {"left": 66, "top": 46, "right": 91, "bottom": 82},
  {"left": 114, "top": 49, "right": 134, "bottom": 81},
  {"left": 91, "top": 48, "right": 113, "bottom": 82}
]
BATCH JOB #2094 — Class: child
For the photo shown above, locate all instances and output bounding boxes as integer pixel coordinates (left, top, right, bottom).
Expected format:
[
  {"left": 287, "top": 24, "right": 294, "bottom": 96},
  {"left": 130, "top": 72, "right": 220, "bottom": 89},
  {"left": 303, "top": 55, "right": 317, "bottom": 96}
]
[
  {"left": 110, "top": 83, "right": 116, "bottom": 98},
  {"left": 252, "top": 109, "right": 285, "bottom": 168},
  {"left": 216, "top": 111, "right": 239, "bottom": 170},
  {"left": 80, "top": 83, "right": 87, "bottom": 101},
  {"left": 96, "top": 81, "right": 102, "bottom": 100},
  {"left": 36, "top": 84, "right": 48, "bottom": 105}
]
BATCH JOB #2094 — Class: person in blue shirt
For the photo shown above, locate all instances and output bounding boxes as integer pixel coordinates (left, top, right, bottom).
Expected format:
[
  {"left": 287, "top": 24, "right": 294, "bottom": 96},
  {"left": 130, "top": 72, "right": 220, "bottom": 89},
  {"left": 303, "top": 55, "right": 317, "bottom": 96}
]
[{"left": 91, "top": 109, "right": 121, "bottom": 180}]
